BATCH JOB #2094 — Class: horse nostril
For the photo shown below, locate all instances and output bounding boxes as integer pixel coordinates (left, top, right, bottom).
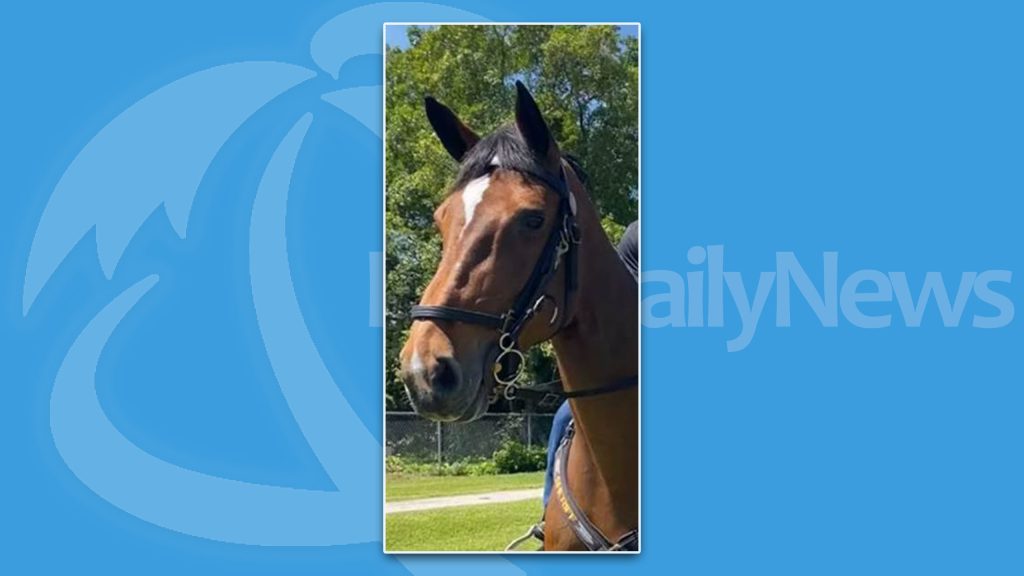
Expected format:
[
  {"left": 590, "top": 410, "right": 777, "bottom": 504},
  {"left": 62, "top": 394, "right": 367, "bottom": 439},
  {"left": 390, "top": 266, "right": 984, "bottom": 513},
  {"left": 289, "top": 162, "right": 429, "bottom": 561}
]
[{"left": 431, "top": 357, "right": 460, "bottom": 392}]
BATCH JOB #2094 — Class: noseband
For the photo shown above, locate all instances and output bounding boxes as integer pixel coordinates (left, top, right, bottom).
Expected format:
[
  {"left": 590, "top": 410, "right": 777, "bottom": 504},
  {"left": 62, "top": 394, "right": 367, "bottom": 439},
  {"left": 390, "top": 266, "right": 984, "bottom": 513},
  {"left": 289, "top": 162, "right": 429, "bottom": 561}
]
[{"left": 410, "top": 161, "right": 581, "bottom": 398}]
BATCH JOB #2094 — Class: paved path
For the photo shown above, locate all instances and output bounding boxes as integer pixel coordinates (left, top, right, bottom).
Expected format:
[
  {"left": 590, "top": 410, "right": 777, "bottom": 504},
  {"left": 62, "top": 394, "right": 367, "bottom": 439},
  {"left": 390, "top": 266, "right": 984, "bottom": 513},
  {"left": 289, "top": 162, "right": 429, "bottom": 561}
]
[{"left": 386, "top": 488, "right": 542, "bottom": 514}]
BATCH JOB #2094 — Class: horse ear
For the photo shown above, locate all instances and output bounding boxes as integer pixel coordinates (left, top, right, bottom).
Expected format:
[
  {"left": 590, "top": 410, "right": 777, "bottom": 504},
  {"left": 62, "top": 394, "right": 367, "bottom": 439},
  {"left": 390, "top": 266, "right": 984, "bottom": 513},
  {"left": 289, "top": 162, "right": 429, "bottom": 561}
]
[
  {"left": 424, "top": 96, "right": 479, "bottom": 162},
  {"left": 514, "top": 81, "right": 560, "bottom": 171}
]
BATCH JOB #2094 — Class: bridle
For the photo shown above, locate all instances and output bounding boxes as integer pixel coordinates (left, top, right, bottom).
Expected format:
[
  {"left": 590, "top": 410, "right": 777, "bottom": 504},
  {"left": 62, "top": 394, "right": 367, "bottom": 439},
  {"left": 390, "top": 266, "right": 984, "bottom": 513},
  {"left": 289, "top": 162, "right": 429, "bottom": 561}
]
[
  {"left": 410, "top": 159, "right": 581, "bottom": 400},
  {"left": 410, "top": 157, "right": 639, "bottom": 404},
  {"left": 414, "top": 157, "right": 640, "bottom": 552}
]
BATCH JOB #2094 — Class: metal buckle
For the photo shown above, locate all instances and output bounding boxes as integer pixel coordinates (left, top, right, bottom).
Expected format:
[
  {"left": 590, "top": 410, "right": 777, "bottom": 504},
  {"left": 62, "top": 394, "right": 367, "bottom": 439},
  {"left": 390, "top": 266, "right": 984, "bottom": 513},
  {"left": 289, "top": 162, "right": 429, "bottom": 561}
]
[
  {"left": 565, "top": 215, "right": 582, "bottom": 245},
  {"left": 553, "top": 233, "right": 570, "bottom": 270},
  {"left": 499, "top": 311, "right": 516, "bottom": 334},
  {"left": 553, "top": 215, "right": 580, "bottom": 271}
]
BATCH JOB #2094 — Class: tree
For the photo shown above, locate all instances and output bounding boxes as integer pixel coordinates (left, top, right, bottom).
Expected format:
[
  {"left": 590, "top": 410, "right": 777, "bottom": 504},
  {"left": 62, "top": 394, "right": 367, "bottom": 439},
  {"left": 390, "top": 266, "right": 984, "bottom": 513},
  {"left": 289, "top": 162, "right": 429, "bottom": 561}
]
[{"left": 385, "top": 25, "right": 638, "bottom": 412}]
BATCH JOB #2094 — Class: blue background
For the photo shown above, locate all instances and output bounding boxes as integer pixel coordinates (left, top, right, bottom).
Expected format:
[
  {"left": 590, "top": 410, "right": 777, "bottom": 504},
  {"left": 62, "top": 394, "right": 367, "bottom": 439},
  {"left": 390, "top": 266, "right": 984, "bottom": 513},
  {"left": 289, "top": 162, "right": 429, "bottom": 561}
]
[{"left": 2, "top": 1, "right": 1022, "bottom": 574}]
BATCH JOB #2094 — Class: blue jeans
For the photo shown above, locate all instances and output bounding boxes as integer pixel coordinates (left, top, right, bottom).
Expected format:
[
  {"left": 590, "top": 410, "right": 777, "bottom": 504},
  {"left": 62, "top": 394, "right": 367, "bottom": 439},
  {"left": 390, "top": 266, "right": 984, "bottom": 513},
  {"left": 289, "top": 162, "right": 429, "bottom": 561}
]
[{"left": 542, "top": 401, "right": 573, "bottom": 509}]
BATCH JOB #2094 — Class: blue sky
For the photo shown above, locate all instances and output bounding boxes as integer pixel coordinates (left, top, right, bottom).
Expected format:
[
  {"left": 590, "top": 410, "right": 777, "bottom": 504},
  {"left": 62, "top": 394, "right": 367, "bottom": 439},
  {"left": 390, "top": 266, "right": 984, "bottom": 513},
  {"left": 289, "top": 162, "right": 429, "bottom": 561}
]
[{"left": 385, "top": 23, "right": 639, "bottom": 50}]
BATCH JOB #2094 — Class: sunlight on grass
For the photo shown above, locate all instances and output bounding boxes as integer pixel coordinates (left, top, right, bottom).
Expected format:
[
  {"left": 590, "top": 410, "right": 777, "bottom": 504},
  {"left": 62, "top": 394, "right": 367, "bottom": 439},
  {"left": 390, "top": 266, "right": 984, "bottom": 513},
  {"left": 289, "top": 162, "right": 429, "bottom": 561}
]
[
  {"left": 386, "top": 471, "right": 545, "bottom": 501},
  {"left": 386, "top": 498, "right": 542, "bottom": 552}
]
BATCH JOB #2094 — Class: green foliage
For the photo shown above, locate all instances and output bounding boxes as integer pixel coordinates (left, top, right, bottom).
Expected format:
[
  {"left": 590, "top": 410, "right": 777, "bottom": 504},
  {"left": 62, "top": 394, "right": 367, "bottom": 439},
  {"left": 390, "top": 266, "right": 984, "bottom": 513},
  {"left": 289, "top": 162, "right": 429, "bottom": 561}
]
[
  {"left": 386, "top": 26, "right": 638, "bottom": 409},
  {"left": 492, "top": 441, "right": 547, "bottom": 474},
  {"left": 386, "top": 441, "right": 546, "bottom": 476},
  {"left": 385, "top": 454, "right": 407, "bottom": 474},
  {"left": 387, "top": 454, "right": 499, "bottom": 476}
]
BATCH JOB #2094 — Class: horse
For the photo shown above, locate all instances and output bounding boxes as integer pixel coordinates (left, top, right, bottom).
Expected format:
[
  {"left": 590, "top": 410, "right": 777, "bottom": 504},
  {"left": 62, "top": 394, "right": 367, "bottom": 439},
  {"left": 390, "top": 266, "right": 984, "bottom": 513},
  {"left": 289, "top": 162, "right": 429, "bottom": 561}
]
[{"left": 397, "top": 81, "right": 638, "bottom": 551}]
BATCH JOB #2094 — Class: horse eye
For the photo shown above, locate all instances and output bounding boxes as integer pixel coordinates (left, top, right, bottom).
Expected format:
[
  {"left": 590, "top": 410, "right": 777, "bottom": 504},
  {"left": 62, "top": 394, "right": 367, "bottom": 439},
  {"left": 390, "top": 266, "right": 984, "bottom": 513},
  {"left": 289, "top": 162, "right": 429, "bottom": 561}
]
[{"left": 521, "top": 211, "right": 545, "bottom": 230}]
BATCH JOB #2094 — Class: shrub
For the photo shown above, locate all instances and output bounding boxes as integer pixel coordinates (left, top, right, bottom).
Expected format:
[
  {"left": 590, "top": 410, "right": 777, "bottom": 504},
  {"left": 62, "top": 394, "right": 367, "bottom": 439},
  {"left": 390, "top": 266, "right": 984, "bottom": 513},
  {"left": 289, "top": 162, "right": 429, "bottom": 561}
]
[
  {"left": 492, "top": 441, "right": 547, "bottom": 474},
  {"left": 386, "top": 455, "right": 501, "bottom": 476},
  {"left": 466, "top": 459, "right": 498, "bottom": 475},
  {"left": 385, "top": 455, "right": 405, "bottom": 474}
]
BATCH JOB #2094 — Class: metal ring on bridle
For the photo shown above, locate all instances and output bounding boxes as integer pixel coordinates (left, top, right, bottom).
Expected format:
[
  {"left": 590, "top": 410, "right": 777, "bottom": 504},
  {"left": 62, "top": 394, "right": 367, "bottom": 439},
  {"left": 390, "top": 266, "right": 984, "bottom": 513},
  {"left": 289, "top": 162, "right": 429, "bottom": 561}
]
[
  {"left": 498, "top": 332, "right": 516, "bottom": 352},
  {"left": 493, "top": 345, "right": 526, "bottom": 385},
  {"left": 502, "top": 384, "right": 519, "bottom": 401},
  {"left": 531, "top": 294, "right": 559, "bottom": 326}
]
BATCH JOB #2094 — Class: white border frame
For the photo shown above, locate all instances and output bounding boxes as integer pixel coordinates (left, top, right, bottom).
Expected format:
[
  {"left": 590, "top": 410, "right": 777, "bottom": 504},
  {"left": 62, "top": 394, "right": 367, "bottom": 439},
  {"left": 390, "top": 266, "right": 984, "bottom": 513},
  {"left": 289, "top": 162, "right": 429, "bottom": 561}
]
[{"left": 381, "top": 22, "right": 642, "bottom": 555}]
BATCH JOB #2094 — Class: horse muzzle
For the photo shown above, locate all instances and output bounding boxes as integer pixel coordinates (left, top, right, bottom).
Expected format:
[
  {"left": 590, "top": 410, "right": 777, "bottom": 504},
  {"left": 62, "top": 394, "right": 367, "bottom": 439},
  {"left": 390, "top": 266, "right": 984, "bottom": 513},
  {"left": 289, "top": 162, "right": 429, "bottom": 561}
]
[{"left": 399, "top": 348, "right": 492, "bottom": 422}]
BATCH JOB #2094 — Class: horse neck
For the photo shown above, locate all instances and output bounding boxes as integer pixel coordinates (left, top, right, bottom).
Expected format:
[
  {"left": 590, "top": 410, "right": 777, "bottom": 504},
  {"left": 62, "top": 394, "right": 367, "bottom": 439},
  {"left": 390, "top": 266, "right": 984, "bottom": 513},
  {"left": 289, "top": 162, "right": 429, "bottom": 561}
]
[{"left": 550, "top": 193, "right": 638, "bottom": 530}]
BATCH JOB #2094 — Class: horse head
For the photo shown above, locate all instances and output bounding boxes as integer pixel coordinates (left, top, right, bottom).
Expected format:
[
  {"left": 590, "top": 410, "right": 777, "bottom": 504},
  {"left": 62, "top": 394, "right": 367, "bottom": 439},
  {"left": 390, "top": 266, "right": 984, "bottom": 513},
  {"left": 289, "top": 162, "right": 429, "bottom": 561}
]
[{"left": 399, "top": 82, "right": 584, "bottom": 422}]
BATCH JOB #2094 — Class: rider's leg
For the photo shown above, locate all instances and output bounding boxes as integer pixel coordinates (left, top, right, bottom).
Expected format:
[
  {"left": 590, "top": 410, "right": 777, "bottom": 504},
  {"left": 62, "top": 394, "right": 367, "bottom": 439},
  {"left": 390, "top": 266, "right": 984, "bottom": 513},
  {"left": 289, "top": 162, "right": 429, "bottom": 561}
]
[{"left": 542, "top": 400, "right": 573, "bottom": 508}]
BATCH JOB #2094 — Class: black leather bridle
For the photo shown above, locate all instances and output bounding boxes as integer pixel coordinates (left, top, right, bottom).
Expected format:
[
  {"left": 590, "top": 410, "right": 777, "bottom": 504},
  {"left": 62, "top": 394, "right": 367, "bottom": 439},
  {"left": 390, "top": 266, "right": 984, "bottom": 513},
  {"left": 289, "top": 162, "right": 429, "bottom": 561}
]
[{"left": 410, "top": 161, "right": 580, "bottom": 397}]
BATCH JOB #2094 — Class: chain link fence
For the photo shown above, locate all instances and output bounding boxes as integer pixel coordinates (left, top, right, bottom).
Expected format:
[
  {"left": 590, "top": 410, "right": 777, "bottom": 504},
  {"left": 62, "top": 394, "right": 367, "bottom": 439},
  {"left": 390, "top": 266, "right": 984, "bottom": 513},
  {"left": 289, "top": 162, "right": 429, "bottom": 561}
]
[{"left": 386, "top": 412, "right": 556, "bottom": 463}]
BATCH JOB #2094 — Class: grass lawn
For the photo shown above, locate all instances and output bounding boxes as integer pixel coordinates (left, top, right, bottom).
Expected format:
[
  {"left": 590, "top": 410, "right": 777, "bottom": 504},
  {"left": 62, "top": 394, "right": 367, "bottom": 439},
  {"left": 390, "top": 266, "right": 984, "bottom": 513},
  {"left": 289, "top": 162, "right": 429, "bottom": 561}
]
[
  {"left": 386, "top": 498, "right": 542, "bottom": 552},
  {"left": 386, "top": 471, "right": 545, "bottom": 502}
]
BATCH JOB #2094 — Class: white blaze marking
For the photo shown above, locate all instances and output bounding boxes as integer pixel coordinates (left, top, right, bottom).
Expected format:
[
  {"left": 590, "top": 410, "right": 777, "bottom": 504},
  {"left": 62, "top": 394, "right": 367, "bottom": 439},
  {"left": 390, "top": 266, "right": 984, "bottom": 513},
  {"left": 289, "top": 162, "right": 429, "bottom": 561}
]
[
  {"left": 461, "top": 175, "right": 490, "bottom": 233},
  {"left": 410, "top": 350, "right": 425, "bottom": 375},
  {"left": 490, "top": 154, "right": 501, "bottom": 166}
]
